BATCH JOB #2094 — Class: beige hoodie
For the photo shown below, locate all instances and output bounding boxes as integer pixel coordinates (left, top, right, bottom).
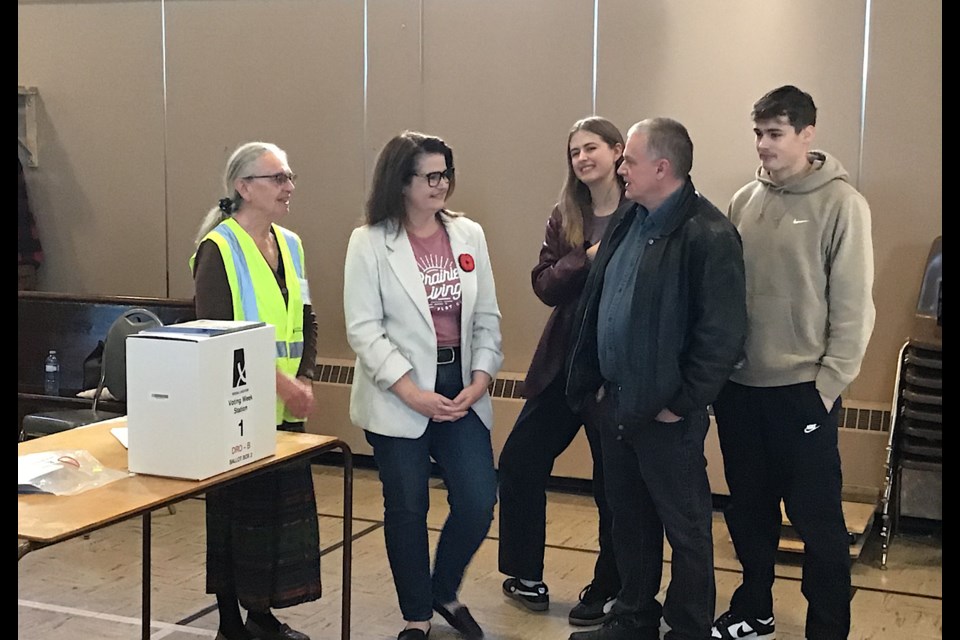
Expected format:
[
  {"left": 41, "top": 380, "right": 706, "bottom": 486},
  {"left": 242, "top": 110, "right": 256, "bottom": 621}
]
[{"left": 727, "top": 151, "right": 875, "bottom": 401}]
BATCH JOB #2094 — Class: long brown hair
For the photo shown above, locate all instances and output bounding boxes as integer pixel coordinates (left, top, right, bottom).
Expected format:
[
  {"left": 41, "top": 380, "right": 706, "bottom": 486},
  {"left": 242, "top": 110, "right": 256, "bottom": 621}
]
[
  {"left": 365, "top": 131, "right": 457, "bottom": 227},
  {"left": 557, "top": 117, "right": 625, "bottom": 247}
]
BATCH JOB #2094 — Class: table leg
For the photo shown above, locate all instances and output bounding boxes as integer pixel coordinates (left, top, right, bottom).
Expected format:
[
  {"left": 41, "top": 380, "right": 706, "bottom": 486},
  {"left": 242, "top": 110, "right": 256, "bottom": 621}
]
[
  {"left": 128, "top": 442, "right": 351, "bottom": 640},
  {"left": 339, "top": 444, "right": 353, "bottom": 640},
  {"left": 142, "top": 512, "right": 152, "bottom": 640}
]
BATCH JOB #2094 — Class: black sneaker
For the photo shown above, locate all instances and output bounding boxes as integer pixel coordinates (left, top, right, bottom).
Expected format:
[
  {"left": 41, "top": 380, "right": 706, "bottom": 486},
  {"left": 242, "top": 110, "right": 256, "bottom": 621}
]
[
  {"left": 711, "top": 610, "right": 776, "bottom": 639},
  {"left": 501, "top": 577, "right": 549, "bottom": 611},
  {"left": 568, "top": 583, "right": 616, "bottom": 626}
]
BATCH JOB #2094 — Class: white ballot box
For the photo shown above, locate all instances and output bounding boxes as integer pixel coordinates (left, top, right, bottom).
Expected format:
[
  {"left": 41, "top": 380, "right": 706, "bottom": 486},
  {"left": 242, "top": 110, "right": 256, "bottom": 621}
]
[{"left": 126, "top": 320, "right": 277, "bottom": 480}]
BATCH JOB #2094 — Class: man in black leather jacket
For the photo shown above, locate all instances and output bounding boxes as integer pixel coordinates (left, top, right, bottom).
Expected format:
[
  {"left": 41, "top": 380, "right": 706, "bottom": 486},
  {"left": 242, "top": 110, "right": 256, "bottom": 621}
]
[{"left": 566, "top": 117, "right": 747, "bottom": 640}]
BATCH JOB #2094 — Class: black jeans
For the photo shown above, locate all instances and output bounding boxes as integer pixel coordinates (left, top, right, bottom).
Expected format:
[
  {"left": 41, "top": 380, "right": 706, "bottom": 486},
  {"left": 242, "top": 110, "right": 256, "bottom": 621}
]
[
  {"left": 599, "top": 386, "right": 715, "bottom": 640},
  {"left": 497, "top": 375, "right": 619, "bottom": 596},
  {"left": 714, "top": 381, "right": 850, "bottom": 640}
]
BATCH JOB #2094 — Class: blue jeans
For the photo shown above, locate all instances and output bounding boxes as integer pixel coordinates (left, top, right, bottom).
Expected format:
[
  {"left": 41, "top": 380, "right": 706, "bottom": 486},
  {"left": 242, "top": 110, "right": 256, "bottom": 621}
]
[{"left": 365, "top": 360, "right": 497, "bottom": 622}]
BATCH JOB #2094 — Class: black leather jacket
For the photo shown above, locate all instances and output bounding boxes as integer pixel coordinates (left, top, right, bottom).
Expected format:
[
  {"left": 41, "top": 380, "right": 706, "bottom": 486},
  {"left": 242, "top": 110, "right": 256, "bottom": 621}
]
[{"left": 566, "top": 180, "right": 747, "bottom": 425}]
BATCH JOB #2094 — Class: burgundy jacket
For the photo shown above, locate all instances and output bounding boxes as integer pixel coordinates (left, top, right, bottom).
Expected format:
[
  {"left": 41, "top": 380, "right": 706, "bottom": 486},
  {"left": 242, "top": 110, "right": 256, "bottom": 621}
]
[{"left": 522, "top": 206, "right": 595, "bottom": 399}]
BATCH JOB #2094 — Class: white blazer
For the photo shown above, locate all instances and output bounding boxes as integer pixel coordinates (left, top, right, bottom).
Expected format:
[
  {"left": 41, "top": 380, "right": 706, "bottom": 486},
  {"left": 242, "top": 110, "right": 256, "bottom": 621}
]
[{"left": 343, "top": 214, "right": 503, "bottom": 438}]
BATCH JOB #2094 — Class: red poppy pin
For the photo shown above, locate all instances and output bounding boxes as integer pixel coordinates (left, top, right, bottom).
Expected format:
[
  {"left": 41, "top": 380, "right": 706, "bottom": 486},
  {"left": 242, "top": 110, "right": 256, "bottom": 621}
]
[{"left": 458, "top": 253, "right": 475, "bottom": 272}]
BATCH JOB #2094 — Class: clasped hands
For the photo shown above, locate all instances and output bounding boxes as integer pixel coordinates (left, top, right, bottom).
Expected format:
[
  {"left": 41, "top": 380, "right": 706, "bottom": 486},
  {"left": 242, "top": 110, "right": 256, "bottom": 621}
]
[{"left": 393, "top": 371, "right": 491, "bottom": 422}]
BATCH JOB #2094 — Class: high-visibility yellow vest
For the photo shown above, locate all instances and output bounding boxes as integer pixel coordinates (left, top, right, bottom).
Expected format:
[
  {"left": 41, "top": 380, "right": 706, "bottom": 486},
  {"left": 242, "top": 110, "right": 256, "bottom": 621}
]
[{"left": 191, "top": 218, "right": 308, "bottom": 424}]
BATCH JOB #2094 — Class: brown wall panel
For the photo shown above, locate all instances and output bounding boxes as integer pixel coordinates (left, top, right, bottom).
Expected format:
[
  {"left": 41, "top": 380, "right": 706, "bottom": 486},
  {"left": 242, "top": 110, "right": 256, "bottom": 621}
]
[
  {"left": 422, "top": 0, "right": 595, "bottom": 371},
  {"left": 854, "top": 0, "right": 942, "bottom": 401},
  {"left": 162, "top": 0, "right": 365, "bottom": 359},
  {"left": 598, "top": 0, "right": 865, "bottom": 214},
  {"left": 18, "top": 1, "right": 167, "bottom": 296},
  {"left": 18, "top": 0, "right": 941, "bottom": 408},
  {"left": 366, "top": 1, "right": 425, "bottom": 177}
]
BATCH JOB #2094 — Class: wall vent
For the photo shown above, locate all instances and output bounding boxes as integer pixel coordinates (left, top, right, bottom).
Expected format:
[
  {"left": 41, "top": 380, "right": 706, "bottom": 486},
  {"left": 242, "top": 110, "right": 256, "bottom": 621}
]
[
  {"left": 315, "top": 358, "right": 890, "bottom": 431},
  {"left": 317, "top": 358, "right": 527, "bottom": 399},
  {"left": 839, "top": 403, "right": 892, "bottom": 433}
]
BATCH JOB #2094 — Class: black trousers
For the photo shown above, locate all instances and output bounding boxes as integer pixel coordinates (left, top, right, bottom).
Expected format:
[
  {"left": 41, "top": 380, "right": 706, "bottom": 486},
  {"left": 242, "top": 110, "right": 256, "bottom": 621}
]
[
  {"left": 713, "top": 381, "right": 850, "bottom": 640},
  {"left": 598, "top": 387, "right": 715, "bottom": 640},
  {"left": 497, "top": 375, "right": 620, "bottom": 596}
]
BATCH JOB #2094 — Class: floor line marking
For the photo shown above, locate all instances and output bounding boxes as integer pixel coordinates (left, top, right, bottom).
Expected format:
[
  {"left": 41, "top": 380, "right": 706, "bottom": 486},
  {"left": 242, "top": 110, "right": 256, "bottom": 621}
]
[{"left": 17, "top": 599, "right": 217, "bottom": 637}]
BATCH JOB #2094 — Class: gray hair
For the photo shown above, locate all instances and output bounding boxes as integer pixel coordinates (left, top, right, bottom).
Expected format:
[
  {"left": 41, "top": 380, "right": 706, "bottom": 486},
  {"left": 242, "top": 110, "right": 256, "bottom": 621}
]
[
  {"left": 627, "top": 118, "right": 693, "bottom": 179},
  {"left": 194, "top": 141, "right": 289, "bottom": 246}
]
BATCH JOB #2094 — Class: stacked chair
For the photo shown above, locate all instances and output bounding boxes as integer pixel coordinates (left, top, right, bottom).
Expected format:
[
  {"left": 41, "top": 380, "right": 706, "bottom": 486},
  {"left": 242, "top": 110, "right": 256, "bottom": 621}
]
[{"left": 879, "top": 236, "right": 942, "bottom": 568}]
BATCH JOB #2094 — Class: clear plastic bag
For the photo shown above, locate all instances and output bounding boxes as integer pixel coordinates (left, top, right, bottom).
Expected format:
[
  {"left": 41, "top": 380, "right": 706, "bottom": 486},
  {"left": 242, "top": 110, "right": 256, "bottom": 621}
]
[{"left": 18, "top": 449, "right": 129, "bottom": 496}]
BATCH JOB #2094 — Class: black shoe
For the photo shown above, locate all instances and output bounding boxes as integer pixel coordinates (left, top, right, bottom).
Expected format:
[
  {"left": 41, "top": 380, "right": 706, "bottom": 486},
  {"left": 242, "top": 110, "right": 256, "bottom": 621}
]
[
  {"left": 568, "top": 583, "right": 617, "bottom": 626},
  {"left": 568, "top": 616, "right": 657, "bottom": 640},
  {"left": 502, "top": 577, "right": 550, "bottom": 612},
  {"left": 245, "top": 617, "right": 310, "bottom": 640},
  {"left": 433, "top": 601, "right": 484, "bottom": 640},
  {"left": 398, "top": 627, "right": 430, "bottom": 640}
]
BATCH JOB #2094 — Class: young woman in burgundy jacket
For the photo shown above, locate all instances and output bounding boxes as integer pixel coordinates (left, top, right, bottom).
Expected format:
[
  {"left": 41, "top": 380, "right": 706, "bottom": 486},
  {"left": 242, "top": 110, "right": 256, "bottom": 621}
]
[{"left": 498, "top": 116, "right": 627, "bottom": 627}]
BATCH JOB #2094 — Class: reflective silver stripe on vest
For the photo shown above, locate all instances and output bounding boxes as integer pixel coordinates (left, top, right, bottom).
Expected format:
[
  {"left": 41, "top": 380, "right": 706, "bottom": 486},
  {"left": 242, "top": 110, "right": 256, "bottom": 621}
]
[
  {"left": 277, "top": 227, "right": 304, "bottom": 279},
  {"left": 275, "top": 228, "right": 304, "bottom": 363},
  {"left": 275, "top": 341, "right": 304, "bottom": 358},
  {"left": 213, "top": 223, "right": 260, "bottom": 321}
]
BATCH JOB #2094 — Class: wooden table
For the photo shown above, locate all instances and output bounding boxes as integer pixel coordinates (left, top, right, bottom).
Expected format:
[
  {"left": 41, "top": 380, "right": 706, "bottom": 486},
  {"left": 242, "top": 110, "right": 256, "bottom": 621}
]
[{"left": 18, "top": 419, "right": 353, "bottom": 640}]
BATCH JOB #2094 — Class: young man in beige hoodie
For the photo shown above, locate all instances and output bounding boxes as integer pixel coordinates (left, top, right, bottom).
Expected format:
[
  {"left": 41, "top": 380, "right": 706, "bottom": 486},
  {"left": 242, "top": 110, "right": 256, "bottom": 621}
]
[{"left": 711, "top": 85, "right": 875, "bottom": 640}]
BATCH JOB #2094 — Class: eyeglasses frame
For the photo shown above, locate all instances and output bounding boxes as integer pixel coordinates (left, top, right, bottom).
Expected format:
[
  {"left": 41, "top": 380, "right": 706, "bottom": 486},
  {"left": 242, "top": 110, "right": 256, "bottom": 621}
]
[
  {"left": 242, "top": 171, "right": 297, "bottom": 185},
  {"left": 412, "top": 168, "right": 455, "bottom": 188}
]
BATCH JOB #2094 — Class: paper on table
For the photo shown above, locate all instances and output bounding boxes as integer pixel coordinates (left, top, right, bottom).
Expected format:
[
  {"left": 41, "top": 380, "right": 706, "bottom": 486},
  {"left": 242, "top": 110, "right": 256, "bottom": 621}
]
[
  {"left": 18, "top": 449, "right": 128, "bottom": 495},
  {"left": 111, "top": 427, "right": 129, "bottom": 448}
]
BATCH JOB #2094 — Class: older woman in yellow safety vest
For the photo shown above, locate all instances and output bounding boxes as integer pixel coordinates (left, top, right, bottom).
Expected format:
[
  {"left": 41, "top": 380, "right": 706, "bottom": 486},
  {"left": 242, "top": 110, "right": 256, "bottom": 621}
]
[{"left": 191, "top": 141, "right": 320, "bottom": 640}]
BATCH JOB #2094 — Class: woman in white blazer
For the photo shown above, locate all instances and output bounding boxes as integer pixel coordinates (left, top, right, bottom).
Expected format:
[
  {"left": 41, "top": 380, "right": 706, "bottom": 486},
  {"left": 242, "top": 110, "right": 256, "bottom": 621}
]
[{"left": 343, "top": 131, "right": 503, "bottom": 640}]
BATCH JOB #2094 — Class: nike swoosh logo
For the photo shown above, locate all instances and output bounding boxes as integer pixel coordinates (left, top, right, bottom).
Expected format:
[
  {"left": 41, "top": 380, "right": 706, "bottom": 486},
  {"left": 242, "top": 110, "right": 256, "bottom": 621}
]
[
  {"left": 793, "top": 219, "right": 809, "bottom": 224},
  {"left": 729, "top": 622, "right": 755, "bottom": 637},
  {"left": 804, "top": 423, "right": 820, "bottom": 434}
]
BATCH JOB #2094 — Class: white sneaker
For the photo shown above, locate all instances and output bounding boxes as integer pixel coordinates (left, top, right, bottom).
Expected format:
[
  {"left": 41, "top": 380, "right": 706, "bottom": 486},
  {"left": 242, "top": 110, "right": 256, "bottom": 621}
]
[{"left": 711, "top": 610, "right": 775, "bottom": 639}]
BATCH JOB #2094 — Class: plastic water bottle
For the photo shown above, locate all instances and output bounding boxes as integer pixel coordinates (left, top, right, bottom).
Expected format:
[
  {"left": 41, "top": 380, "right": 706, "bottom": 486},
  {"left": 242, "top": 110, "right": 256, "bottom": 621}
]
[{"left": 44, "top": 350, "right": 61, "bottom": 396}]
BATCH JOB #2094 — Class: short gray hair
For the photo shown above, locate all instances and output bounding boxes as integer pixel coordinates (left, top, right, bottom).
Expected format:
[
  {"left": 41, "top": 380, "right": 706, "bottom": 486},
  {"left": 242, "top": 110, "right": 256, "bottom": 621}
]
[{"left": 628, "top": 118, "right": 693, "bottom": 179}]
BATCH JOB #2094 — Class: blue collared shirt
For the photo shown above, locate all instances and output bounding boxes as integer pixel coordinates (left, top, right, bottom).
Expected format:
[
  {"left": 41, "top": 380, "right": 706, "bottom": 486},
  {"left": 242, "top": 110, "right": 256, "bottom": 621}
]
[{"left": 597, "top": 187, "right": 683, "bottom": 383}]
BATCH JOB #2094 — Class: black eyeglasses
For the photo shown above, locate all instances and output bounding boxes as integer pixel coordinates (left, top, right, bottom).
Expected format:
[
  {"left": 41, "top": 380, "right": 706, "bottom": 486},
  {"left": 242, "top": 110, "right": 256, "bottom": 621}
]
[
  {"left": 243, "top": 171, "right": 297, "bottom": 185},
  {"left": 412, "top": 168, "right": 455, "bottom": 188}
]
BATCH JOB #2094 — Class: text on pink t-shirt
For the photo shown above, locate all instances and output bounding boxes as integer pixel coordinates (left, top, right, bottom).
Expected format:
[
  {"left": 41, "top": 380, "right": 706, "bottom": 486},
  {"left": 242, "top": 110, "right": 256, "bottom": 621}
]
[{"left": 407, "top": 226, "right": 462, "bottom": 347}]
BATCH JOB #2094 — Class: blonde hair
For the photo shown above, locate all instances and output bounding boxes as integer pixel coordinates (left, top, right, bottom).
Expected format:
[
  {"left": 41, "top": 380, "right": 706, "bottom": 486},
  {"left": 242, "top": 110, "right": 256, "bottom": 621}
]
[{"left": 557, "top": 117, "right": 624, "bottom": 247}]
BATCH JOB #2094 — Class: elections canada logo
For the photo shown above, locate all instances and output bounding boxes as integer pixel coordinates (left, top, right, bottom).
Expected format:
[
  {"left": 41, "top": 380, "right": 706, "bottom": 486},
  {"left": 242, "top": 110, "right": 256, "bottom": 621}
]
[{"left": 232, "top": 348, "right": 247, "bottom": 388}]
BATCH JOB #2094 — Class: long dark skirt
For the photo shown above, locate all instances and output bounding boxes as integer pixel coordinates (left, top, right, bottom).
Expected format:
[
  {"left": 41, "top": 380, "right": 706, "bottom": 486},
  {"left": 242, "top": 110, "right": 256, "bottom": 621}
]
[{"left": 205, "top": 422, "right": 321, "bottom": 611}]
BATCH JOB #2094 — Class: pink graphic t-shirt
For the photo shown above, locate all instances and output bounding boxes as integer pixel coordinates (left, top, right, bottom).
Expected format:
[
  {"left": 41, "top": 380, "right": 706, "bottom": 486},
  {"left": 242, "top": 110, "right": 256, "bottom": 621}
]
[{"left": 407, "top": 225, "right": 462, "bottom": 347}]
